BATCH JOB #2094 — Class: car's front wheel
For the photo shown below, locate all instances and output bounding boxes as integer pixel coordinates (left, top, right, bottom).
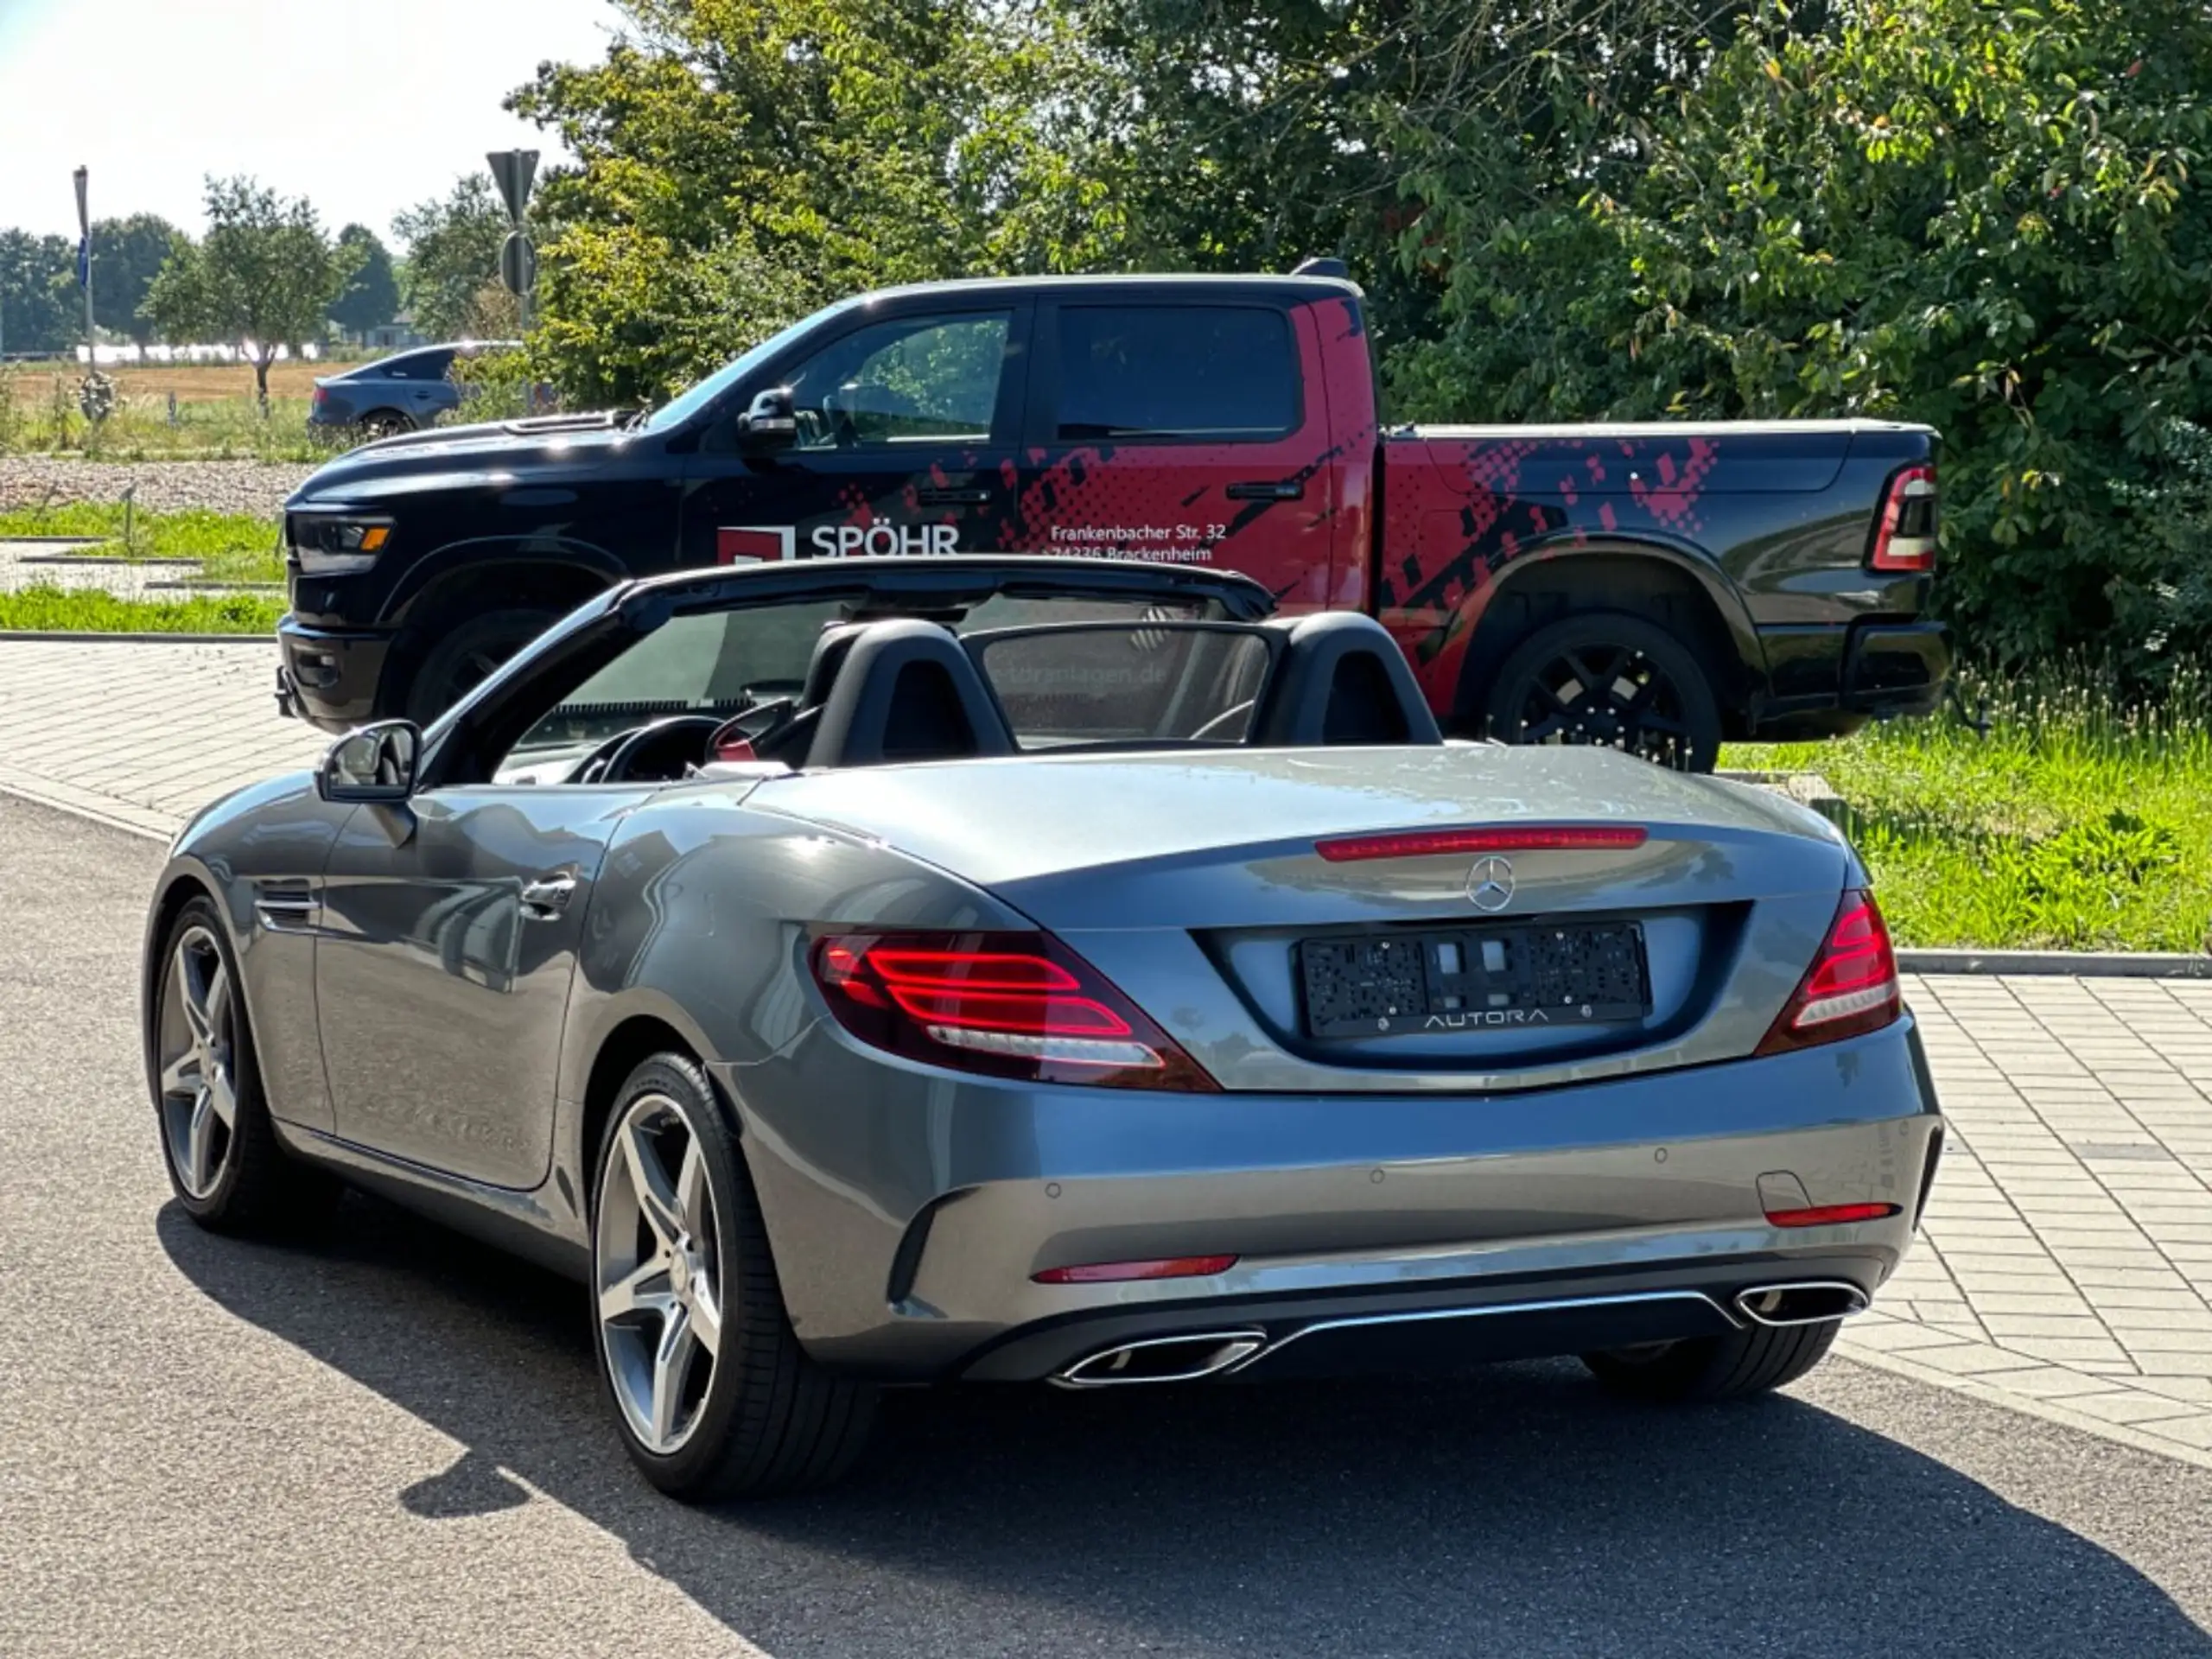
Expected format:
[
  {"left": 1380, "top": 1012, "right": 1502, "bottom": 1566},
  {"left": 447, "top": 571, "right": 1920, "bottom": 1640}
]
[
  {"left": 590, "top": 1053, "right": 877, "bottom": 1500},
  {"left": 149, "top": 895, "right": 337, "bottom": 1234},
  {"left": 1581, "top": 1318, "right": 1840, "bottom": 1402}
]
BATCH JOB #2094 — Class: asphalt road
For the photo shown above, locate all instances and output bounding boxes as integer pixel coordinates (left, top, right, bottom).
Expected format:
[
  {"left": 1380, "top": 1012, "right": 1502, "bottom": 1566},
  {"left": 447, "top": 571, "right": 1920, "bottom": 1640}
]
[{"left": 2, "top": 788, "right": 2208, "bottom": 1659}]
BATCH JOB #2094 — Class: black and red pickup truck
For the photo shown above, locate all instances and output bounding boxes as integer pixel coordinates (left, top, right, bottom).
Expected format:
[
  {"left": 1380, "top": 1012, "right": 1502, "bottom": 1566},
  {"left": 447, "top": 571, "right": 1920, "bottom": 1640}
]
[{"left": 276, "top": 268, "right": 1948, "bottom": 769}]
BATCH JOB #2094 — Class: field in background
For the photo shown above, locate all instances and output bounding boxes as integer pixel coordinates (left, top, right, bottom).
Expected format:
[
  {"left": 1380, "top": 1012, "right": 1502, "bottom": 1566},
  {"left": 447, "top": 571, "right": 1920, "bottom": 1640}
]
[
  {"left": 59, "top": 360, "right": 341, "bottom": 400},
  {"left": 0, "top": 361, "right": 345, "bottom": 461},
  {"left": 1726, "top": 661, "right": 2212, "bottom": 954}
]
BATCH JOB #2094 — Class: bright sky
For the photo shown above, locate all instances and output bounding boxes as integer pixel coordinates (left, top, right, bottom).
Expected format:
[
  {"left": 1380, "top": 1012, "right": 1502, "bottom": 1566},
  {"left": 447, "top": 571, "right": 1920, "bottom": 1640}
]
[{"left": 0, "top": 0, "right": 624, "bottom": 244}]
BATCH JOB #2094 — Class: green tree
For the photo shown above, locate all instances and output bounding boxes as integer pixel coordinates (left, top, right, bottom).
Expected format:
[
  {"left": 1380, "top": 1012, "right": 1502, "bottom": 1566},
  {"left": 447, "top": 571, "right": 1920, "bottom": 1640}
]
[
  {"left": 0, "top": 229, "right": 75, "bottom": 353},
  {"left": 1389, "top": 0, "right": 2212, "bottom": 669},
  {"left": 393, "top": 174, "right": 514, "bottom": 340},
  {"left": 508, "top": 0, "right": 1126, "bottom": 404},
  {"left": 143, "top": 177, "right": 359, "bottom": 404},
  {"left": 90, "top": 214, "right": 183, "bottom": 346},
  {"left": 328, "top": 224, "right": 401, "bottom": 341}
]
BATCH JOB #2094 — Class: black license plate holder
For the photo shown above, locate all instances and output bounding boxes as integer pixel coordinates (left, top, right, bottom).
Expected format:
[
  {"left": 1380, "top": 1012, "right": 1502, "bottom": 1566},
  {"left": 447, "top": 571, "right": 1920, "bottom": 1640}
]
[{"left": 1296, "top": 922, "right": 1650, "bottom": 1038}]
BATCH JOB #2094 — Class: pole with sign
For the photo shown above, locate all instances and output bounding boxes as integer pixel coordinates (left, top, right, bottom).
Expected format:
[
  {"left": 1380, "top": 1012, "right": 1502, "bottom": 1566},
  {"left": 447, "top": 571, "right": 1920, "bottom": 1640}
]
[
  {"left": 73, "top": 166, "right": 94, "bottom": 365},
  {"left": 486, "top": 149, "right": 538, "bottom": 336}
]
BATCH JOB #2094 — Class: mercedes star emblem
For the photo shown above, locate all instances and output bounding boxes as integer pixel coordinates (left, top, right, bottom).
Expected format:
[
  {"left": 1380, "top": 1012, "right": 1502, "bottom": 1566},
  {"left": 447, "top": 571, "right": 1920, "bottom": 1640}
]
[{"left": 1466, "top": 855, "right": 1515, "bottom": 912}]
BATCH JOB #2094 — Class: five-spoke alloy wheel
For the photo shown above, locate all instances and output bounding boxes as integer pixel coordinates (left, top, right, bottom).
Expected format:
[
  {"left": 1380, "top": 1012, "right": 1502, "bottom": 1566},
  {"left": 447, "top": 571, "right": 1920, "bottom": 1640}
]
[
  {"left": 150, "top": 894, "right": 334, "bottom": 1232},
  {"left": 589, "top": 1054, "right": 876, "bottom": 1499},
  {"left": 596, "top": 1090, "right": 727, "bottom": 1456},
  {"left": 158, "top": 924, "right": 239, "bottom": 1201}
]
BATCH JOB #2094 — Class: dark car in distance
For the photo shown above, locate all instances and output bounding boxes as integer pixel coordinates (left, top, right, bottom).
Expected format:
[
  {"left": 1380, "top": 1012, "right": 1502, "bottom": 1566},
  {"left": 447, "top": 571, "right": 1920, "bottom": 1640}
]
[
  {"left": 276, "top": 269, "right": 1950, "bottom": 766},
  {"left": 308, "top": 342, "right": 516, "bottom": 440}
]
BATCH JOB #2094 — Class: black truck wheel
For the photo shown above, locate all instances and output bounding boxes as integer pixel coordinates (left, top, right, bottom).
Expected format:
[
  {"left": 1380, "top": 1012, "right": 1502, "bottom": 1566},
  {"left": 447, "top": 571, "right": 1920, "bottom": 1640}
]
[
  {"left": 403, "top": 607, "right": 559, "bottom": 726},
  {"left": 1483, "top": 612, "right": 1722, "bottom": 772}
]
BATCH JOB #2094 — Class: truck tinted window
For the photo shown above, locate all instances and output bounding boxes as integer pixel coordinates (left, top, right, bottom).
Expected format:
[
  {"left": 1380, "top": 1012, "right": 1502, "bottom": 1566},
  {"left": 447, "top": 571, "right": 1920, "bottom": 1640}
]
[
  {"left": 783, "top": 311, "right": 1012, "bottom": 449},
  {"left": 1053, "top": 307, "right": 1296, "bottom": 441}
]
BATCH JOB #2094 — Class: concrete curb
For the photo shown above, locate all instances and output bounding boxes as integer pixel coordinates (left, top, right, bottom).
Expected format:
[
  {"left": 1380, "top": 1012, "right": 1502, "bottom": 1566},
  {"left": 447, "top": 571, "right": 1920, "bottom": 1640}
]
[
  {"left": 0, "top": 534, "right": 104, "bottom": 544},
  {"left": 0, "top": 765, "right": 173, "bottom": 842},
  {"left": 1835, "top": 1338, "right": 2212, "bottom": 1474},
  {"left": 1900, "top": 948, "right": 2212, "bottom": 979},
  {"left": 0, "top": 629, "right": 266, "bottom": 645}
]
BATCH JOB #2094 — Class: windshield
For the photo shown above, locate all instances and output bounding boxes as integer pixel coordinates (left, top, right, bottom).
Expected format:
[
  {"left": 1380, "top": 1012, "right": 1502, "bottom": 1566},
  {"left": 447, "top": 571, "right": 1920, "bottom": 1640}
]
[
  {"left": 490, "top": 590, "right": 1235, "bottom": 782},
  {"left": 638, "top": 298, "right": 862, "bottom": 435}
]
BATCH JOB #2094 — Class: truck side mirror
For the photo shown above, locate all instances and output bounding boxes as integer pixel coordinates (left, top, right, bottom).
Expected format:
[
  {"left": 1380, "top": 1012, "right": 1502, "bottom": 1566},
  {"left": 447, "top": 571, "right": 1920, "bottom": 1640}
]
[{"left": 737, "top": 387, "right": 798, "bottom": 453}]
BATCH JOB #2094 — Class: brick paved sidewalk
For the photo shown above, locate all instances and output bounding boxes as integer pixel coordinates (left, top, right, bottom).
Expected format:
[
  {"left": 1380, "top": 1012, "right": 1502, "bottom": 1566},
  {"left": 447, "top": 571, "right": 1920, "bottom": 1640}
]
[
  {"left": 0, "top": 639, "right": 321, "bottom": 835},
  {"left": 3, "top": 635, "right": 2209, "bottom": 1465},
  {"left": 1840, "top": 975, "right": 2212, "bottom": 1463}
]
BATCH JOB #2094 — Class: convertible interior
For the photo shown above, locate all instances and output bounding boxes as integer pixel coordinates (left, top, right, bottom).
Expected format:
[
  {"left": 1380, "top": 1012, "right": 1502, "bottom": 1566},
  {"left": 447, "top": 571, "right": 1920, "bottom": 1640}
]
[{"left": 493, "top": 607, "right": 1444, "bottom": 788}]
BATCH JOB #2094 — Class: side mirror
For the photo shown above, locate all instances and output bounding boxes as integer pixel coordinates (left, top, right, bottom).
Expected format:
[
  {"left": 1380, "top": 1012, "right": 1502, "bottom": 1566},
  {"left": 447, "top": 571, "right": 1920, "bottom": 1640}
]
[
  {"left": 736, "top": 386, "right": 798, "bottom": 453},
  {"left": 317, "top": 720, "right": 423, "bottom": 804}
]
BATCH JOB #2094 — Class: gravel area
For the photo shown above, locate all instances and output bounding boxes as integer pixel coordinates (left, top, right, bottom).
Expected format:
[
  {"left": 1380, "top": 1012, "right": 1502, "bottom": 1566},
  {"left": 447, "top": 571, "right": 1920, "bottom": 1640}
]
[{"left": 0, "top": 456, "right": 316, "bottom": 518}]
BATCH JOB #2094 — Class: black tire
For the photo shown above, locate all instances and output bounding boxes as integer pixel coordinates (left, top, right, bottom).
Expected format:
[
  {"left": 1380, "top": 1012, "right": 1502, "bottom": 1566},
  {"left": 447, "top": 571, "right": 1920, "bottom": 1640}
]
[
  {"left": 402, "top": 607, "right": 558, "bottom": 726},
  {"left": 359, "top": 410, "right": 414, "bottom": 440},
  {"left": 1482, "top": 611, "right": 1723, "bottom": 772},
  {"left": 589, "top": 1052, "right": 877, "bottom": 1501},
  {"left": 1581, "top": 1319, "right": 1840, "bottom": 1403},
  {"left": 148, "top": 895, "right": 340, "bottom": 1236}
]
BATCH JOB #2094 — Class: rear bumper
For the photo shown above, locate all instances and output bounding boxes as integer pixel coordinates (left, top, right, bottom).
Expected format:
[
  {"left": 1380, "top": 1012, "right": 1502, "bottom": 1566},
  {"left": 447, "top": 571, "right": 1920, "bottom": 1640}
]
[
  {"left": 1842, "top": 619, "right": 1950, "bottom": 717},
  {"left": 275, "top": 613, "right": 395, "bottom": 732},
  {"left": 722, "top": 1014, "right": 1945, "bottom": 1383},
  {"left": 1750, "top": 618, "right": 1952, "bottom": 739}
]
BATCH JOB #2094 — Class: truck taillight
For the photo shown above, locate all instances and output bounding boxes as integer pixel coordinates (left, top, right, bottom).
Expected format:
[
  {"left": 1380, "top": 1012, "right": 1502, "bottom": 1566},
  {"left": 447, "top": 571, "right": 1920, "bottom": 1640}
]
[
  {"left": 1755, "top": 890, "right": 1902, "bottom": 1055},
  {"left": 1869, "top": 464, "right": 1938, "bottom": 572},
  {"left": 810, "top": 931, "right": 1220, "bottom": 1092}
]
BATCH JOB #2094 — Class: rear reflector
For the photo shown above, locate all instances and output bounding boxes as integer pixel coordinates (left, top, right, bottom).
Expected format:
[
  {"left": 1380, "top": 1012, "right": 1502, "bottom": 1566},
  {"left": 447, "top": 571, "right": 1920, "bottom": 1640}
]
[
  {"left": 1869, "top": 463, "right": 1938, "bottom": 572},
  {"left": 811, "top": 930, "right": 1219, "bottom": 1091},
  {"left": 1033, "top": 1255, "right": 1237, "bottom": 1285},
  {"left": 1765, "top": 1202, "right": 1901, "bottom": 1229},
  {"left": 1316, "top": 824, "right": 1649, "bottom": 862},
  {"left": 1755, "top": 889, "right": 1903, "bottom": 1055}
]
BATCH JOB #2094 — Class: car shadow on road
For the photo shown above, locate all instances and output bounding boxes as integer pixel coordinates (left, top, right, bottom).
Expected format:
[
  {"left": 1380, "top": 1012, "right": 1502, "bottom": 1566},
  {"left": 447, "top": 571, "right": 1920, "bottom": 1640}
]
[{"left": 158, "top": 1192, "right": 2212, "bottom": 1658}]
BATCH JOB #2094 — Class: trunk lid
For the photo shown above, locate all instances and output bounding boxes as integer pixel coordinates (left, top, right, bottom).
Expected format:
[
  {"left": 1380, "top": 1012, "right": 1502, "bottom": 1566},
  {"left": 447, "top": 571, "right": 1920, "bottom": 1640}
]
[{"left": 750, "top": 747, "right": 1852, "bottom": 1090}]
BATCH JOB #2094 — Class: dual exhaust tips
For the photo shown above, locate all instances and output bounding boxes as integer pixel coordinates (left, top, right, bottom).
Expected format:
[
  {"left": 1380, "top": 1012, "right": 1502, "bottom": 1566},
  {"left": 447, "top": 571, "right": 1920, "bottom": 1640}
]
[{"left": 1051, "top": 1280, "right": 1869, "bottom": 1388}]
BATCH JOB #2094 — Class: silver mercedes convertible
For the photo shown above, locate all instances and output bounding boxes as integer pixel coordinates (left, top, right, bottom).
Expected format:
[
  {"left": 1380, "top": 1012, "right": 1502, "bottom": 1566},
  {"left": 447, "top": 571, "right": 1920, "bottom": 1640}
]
[{"left": 143, "top": 556, "right": 1944, "bottom": 1501}]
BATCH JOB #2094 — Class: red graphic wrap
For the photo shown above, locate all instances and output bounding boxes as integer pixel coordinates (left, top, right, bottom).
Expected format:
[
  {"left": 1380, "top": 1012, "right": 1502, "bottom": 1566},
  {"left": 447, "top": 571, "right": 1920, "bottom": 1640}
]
[
  {"left": 1374, "top": 432, "right": 1732, "bottom": 708},
  {"left": 999, "top": 302, "right": 1361, "bottom": 611}
]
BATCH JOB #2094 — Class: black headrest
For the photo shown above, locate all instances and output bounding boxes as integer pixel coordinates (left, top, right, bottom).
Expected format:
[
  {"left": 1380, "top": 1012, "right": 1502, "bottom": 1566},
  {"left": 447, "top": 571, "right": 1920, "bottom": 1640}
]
[
  {"left": 1250, "top": 612, "right": 1443, "bottom": 747},
  {"left": 802, "top": 621, "right": 868, "bottom": 708},
  {"left": 805, "top": 619, "right": 1016, "bottom": 769}
]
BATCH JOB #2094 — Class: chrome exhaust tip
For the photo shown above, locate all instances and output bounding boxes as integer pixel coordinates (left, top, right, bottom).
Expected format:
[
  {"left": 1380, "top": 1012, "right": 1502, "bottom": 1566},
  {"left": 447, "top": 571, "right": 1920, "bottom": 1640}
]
[
  {"left": 1051, "top": 1330, "right": 1268, "bottom": 1389},
  {"left": 1733, "top": 1281, "right": 1870, "bottom": 1328}
]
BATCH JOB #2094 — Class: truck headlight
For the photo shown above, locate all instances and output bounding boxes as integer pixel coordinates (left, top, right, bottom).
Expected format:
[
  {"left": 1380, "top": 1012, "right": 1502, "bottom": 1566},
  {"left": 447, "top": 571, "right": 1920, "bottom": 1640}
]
[{"left": 294, "top": 518, "right": 392, "bottom": 576}]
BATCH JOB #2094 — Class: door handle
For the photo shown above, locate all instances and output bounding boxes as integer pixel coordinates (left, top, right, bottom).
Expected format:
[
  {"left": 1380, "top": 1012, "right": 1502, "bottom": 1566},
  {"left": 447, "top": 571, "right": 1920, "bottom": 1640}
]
[
  {"left": 519, "top": 874, "right": 576, "bottom": 920},
  {"left": 1226, "top": 479, "right": 1304, "bottom": 501},
  {"left": 916, "top": 487, "right": 991, "bottom": 505}
]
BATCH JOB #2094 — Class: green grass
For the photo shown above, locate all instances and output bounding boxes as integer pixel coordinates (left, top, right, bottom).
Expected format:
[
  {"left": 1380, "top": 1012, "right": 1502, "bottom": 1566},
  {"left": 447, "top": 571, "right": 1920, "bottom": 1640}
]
[
  {"left": 0, "top": 584, "right": 283, "bottom": 635},
  {"left": 1726, "top": 662, "right": 2212, "bottom": 954},
  {"left": 0, "top": 504, "right": 283, "bottom": 584},
  {"left": 0, "top": 395, "right": 340, "bottom": 461}
]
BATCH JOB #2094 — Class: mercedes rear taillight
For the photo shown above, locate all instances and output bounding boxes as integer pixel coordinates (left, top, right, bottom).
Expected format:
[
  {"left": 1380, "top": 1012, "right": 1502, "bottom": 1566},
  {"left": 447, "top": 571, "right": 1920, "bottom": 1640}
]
[
  {"left": 1755, "top": 890, "right": 1902, "bottom": 1055},
  {"left": 1869, "top": 464, "right": 1938, "bottom": 572},
  {"left": 810, "top": 931, "right": 1219, "bottom": 1091}
]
